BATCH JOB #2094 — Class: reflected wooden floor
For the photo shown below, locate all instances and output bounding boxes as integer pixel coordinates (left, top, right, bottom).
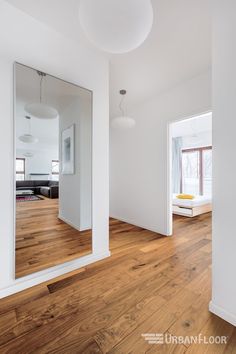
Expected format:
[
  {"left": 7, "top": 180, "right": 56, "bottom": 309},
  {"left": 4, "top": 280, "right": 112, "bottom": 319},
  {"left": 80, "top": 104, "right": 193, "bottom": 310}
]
[
  {"left": 16, "top": 197, "right": 92, "bottom": 278},
  {"left": 1, "top": 213, "right": 235, "bottom": 353}
]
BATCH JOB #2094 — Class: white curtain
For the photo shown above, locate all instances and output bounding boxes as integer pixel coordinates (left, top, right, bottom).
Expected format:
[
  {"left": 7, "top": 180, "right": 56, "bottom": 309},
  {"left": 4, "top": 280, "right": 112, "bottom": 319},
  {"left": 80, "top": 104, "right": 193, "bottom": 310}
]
[{"left": 172, "top": 137, "right": 183, "bottom": 193}]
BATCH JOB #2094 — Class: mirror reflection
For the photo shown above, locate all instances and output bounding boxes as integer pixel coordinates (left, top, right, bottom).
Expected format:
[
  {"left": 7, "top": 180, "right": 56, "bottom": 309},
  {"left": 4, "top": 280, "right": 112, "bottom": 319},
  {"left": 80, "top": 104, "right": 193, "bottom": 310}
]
[{"left": 15, "top": 63, "right": 92, "bottom": 278}]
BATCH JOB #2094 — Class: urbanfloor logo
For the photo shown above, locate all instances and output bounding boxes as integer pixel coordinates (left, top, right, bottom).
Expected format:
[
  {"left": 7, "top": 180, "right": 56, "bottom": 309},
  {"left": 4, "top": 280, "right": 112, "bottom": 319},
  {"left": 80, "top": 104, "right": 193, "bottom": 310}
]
[{"left": 141, "top": 333, "right": 228, "bottom": 345}]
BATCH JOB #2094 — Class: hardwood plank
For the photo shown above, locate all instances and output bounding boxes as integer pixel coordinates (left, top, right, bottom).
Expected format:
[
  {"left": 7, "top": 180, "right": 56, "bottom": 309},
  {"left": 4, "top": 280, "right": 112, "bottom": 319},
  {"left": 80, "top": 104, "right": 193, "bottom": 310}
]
[
  {"left": 107, "top": 307, "right": 177, "bottom": 354},
  {"left": 0, "top": 310, "right": 17, "bottom": 336},
  {"left": 186, "top": 266, "right": 211, "bottom": 296},
  {"left": 0, "top": 285, "right": 49, "bottom": 316},
  {"left": 200, "top": 242, "right": 212, "bottom": 254},
  {"left": 16, "top": 197, "right": 92, "bottom": 278},
  {"left": 161, "top": 288, "right": 199, "bottom": 319},
  {"left": 168, "top": 293, "right": 212, "bottom": 343},
  {"left": 0, "top": 212, "right": 234, "bottom": 354},
  {"left": 48, "top": 338, "right": 102, "bottom": 354},
  {"left": 223, "top": 328, "right": 236, "bottom": 353},
  {"left": 94, "top": 295, "right": 166, "bottom": 353},
  {"left": 186, "top": 315, "right": 234, "bottom": 353},
  {"left": 14, "top": 273, "right": 168, "bottom": 353},
  {"left": 146, "top": 342, "right": 187, "bottom": 354},
  {"left": 47, "top": 269, "right": 92, "bottom": 293}
]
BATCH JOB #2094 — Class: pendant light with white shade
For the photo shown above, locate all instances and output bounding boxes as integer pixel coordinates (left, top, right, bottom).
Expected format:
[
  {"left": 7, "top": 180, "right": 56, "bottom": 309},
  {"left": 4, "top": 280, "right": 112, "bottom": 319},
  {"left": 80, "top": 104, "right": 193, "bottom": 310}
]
[
  {"left": 18, "top": 116, "right": 39, "bottom": 144},
  {"left": 79, "top": 0, "right": 153, "bottom": 54},
  {"left": 23, "top": 152, "right": 34, "bottom": 158},
  {"left": 25, "top": 71, "right": 58, "bottom": 120},
  {"left": 112, "top": 90, "right": 135, "bottom": 129}
]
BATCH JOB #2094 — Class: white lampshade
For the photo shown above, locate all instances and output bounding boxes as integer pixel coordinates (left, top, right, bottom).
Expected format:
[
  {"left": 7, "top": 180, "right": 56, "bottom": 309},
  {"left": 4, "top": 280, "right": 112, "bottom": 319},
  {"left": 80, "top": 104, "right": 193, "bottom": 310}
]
[
  {"left": 79, "top": 0, "right": 153, "bottom": 54},
  {"left": 19, "top": 134, "right": 39, "bottom": 144},
  {"left": 112, "top": 116, "right": 136, "bottom": 129},
  {"left": 23, "top": 152, "right": 34, "bottom": 157},
  {"left": 25, "top": 103, "right": 58, "bottom": 120}
]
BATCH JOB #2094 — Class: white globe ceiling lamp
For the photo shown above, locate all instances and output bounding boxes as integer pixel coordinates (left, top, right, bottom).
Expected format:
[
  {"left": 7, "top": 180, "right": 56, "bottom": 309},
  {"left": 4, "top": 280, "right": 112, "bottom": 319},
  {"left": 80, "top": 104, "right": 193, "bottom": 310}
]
[
  {"left": 79, "top": 0, "right": 153, "bottom": 54},
  {"left": 25, "top": 71, "right": 58, "bottom": 119},
  {"left": 19, "top": 116, "right": 39, "bottom": 144},
  {"left": 112, "top": 90, "right": 136, "bottom": 129}
]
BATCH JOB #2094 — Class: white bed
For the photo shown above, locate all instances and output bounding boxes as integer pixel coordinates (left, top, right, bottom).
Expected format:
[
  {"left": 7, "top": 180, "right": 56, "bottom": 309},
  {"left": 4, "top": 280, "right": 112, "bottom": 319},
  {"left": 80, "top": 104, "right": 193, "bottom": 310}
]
[{"left": 173, "top": 194, "right": 212, "bottom": 217}]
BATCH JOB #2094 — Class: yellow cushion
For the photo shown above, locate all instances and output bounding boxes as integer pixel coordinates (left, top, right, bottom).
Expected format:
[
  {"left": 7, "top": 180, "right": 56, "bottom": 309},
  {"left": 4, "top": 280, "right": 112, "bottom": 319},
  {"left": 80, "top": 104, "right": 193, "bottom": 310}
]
[{"left": 176, "top": 194, "right": 195, "bottom": 200}]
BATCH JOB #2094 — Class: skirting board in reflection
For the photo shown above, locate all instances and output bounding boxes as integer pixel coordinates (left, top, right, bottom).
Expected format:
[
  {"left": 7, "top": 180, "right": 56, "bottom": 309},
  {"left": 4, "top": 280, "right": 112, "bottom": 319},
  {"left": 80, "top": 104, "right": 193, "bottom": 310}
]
[
  {"left": 209, "top": 300, "right": 236, "bottom": 326},
  {"left": 58, "top": 214, "right": 80, "bottom": 231},
  {"left": 0, "top": 251, "right": 111, "bottom": 299},
  {"left": 58, "top": 214, "right": 91, "bottom": 232}
]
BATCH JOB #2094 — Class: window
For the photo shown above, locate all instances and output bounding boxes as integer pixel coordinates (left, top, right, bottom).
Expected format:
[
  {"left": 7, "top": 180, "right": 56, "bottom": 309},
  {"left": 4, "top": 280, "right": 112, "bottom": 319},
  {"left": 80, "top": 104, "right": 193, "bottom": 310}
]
[
  {"left": 16, "top": 158, "right": 25, "bottom": 181},
  {"left": 52, "top": 160, "right": 59, "bottom": 180},
  {"left": 181, "top": 147, "right": 212, "bottom": 196}
]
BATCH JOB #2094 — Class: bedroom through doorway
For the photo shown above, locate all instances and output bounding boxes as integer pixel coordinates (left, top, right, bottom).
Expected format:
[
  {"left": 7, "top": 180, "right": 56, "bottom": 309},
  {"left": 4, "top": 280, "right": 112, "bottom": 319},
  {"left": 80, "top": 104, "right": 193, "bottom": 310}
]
[{"left": 169, "top": 112, "right": 212, "bottom": 234}]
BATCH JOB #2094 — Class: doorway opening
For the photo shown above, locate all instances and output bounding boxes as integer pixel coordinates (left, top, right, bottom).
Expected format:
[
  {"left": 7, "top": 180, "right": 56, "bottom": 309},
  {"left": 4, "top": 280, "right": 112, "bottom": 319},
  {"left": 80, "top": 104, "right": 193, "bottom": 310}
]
[{"left": 168, "top": 112, "right": 212, "bottom": 235}]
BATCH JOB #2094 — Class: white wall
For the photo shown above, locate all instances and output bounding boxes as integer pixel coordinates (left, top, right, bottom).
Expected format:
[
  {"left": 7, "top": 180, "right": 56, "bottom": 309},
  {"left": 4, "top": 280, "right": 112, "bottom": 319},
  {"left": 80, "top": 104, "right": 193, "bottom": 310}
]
[
  {"left": 79, "top": 95, "right": 92, "bottom": 230},
  {"left": 59, "top": 95, "right": 92, "bottom": 232},
  {"left": 16, "top": 148, "right": 58, "bottom": 180},
  {"left": 110, "top": 71, "right": 211, "bottom": 235},
  {"left": 210, "top": 0, "right": 236, "bottom": 326},
  {"left": 0, "top": 1, "right": 109, "bottom": 297},
  {"left": 181, "top": 130, "right": 212, "bottom": 149},
  {"left": 59, "top": 99, "right": 81, "bottom": 230}
]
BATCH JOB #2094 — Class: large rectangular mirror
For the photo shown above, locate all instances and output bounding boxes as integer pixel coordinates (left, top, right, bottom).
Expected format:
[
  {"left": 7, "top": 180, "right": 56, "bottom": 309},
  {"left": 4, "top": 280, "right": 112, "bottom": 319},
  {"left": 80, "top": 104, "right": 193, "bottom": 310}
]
[{"left": 14, "top": 63, "right": 92, "bottom": 278}]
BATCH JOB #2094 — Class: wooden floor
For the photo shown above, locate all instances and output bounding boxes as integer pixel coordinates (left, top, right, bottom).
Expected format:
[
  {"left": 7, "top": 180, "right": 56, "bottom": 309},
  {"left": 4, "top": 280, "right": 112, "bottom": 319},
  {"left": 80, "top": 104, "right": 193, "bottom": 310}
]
[
  {"left": 16, "top": 198, "right": 92, "bottom": 278},
  {"left": 1, "top": 213, "right": 235, "bottom": 353}
]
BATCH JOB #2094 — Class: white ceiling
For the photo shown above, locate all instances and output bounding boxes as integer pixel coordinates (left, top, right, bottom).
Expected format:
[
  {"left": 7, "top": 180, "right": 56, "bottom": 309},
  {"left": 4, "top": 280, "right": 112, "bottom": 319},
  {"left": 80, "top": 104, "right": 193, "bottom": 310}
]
[
  {"left": 171, "top": 112, "right": 212, "bottom": 138},
  {"left": 6, "top": 0, "right": 211, "bottom": 118},
  {"left": 110, "top": 0, "right": 211, "bottom": 117}
]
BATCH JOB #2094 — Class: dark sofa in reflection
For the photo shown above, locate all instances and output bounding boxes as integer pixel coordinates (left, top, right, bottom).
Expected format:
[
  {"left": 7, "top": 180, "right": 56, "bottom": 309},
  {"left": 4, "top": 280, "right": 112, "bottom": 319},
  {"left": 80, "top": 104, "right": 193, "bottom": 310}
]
[{"left": 16, "top": 180, "right": 59, "bottom": 199}]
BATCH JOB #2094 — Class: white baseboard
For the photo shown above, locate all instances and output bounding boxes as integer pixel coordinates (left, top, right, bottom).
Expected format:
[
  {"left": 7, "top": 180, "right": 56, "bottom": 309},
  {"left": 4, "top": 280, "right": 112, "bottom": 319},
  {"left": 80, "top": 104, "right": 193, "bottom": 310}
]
[
  {"left": 209, "top": 301, "right": 236, "bottom": 326},
  {"left": 0, "top": 251, "right": 110, "bottom": 299},
  {"left": 58, "top": 214, "right": 81, "bottom": 231},
  {"left": 110, "top": 214, "right": 170, "bottom": 236},
  {"left": 58, "top": 214, "right": 91, "bottom": 232}
]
